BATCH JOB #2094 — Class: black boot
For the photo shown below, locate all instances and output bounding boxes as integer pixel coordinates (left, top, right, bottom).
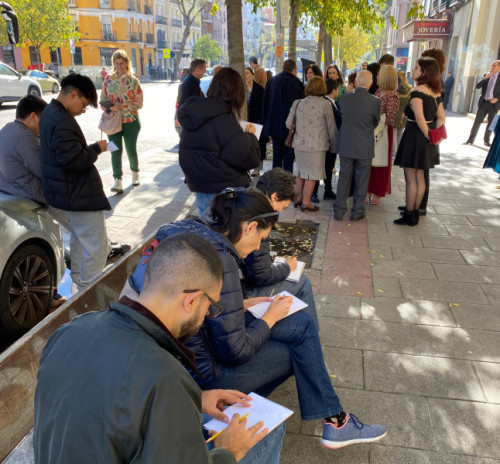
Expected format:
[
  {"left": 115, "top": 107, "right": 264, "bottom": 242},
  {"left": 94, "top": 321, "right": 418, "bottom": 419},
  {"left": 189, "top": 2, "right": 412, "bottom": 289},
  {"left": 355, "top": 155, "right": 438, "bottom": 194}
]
[{"left": 394, "top": 210, "right": 418, "bottom": 226}]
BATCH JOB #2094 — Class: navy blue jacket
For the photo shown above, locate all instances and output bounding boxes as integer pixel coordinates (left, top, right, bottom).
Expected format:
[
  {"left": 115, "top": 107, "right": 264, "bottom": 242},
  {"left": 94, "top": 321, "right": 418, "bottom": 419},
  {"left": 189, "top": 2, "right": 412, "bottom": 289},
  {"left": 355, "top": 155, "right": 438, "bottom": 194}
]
[
  {"left": 39, "top": 99, "right": 110, "bottom": 211},
  {"left": 178, "top": 72, "right": 202, "bottom": 107},
  {"left": 178, "top": 97, "right": 260, "bottom": 194},
  {"left": 243, "top": 237, "right": 290, "bottom": 289},
  {"left": 262, "top": 71, "right": 305, "bottom": 139},
  {"left": 129, "top": 219, "right": 271, "bottom": 386},
  {"left": 324, "top": 96, "right": 342, "bottom": 130}
]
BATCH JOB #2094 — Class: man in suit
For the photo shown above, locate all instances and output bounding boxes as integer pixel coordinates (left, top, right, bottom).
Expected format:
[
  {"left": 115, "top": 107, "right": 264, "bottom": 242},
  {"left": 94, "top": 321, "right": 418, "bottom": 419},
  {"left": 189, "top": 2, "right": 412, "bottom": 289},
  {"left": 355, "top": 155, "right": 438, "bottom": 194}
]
[
  {"left": 249, "top": 56, "right": 267, "bottom": 88},
  {"left": 464, "top": 60, "right": 500, "bottom": 147},
  {"left": 334, "top": 71, "right": 380, "bottom": 221},
  {"left": 262, "top": 59, "right": 305, "bottom": 172}
]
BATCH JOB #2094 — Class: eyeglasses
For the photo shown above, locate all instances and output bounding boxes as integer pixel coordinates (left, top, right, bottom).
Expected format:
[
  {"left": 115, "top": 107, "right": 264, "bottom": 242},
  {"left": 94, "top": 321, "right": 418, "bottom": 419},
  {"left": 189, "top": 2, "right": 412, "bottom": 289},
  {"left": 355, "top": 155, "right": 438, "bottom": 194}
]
[
  {"left": 247, "top": 211, "right": 279, "bottom": 224},
  {"left": 78, "top": 94, "right": 90, "bottom": 111},
  {"left": 183, "top": 289, "right": 224, "bottom": 319}
]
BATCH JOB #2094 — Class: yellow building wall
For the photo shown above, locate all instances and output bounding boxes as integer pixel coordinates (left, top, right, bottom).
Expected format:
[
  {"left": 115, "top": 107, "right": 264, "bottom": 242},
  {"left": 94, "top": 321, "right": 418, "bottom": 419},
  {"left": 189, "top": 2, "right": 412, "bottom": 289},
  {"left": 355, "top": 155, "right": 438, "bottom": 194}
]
[{"left": 17, "top": 0, "right": 156, "bottom": 74}]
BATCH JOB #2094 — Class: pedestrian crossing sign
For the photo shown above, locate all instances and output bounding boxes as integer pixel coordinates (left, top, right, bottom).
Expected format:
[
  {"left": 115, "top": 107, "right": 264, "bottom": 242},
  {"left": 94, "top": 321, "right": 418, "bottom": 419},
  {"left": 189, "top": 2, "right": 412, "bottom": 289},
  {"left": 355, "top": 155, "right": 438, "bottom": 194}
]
[{"left": 163, "top": 49, "right": 171, "bottom": 59}]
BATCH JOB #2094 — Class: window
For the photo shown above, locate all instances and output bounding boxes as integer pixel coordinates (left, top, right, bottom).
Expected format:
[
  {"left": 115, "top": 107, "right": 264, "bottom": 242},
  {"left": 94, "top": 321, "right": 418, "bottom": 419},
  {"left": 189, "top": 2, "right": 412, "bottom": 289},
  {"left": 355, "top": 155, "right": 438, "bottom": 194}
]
[
  {"left": 29, "top": 46, "right": 39, "bottom": 65},
  {"left": 73, "top": 46, "right": 83, "bottom": 65},
  {"left": 0, "top": 63, "right": 17, "bottom": 76},
  {"left": 50, "top": 48, "right": 62, "bottom": 64}
]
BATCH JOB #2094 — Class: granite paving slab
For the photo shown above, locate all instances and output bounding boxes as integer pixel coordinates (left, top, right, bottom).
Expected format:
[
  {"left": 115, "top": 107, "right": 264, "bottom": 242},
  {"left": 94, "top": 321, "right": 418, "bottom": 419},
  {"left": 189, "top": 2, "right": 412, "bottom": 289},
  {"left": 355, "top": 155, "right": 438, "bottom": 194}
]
[
  {"left": 363, "top": 351, "right": 485, "bottom": 401},
  {"left": 315, "top": 294, "right": 361, "bottom": 319},
  {"left": 411, "top": 325, "right": 500, "bottom": 362},
  {"left": 420, "top": 235, "right": 491, "bottom": 250},
  {"left": 391, "top": 247, "right": 466, "bottom": 264},
  {"left": 361, "top": 297, "right": 456, "bottom": 326},
  {"left": 472, "top": 362, "right": 500, "bottom": 404},
  {"left": 449, "top": 303, "right": 500, "bottom": 331},
  {"left": 400, "top": 279, "right": 488, "bottom": 304},
  {"left": 427, "top": 398, "right": 500, "bottom": 459},
  {"left": 433, "top": 263, "right": 500, "bottom": 284}
]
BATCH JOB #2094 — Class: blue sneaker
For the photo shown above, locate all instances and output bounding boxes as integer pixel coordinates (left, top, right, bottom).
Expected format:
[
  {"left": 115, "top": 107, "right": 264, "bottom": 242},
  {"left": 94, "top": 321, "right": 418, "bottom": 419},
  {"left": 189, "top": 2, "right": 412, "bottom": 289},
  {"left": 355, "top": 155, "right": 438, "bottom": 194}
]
[{"left": 322, "top": 413, "right": 387, "bottom": 449}]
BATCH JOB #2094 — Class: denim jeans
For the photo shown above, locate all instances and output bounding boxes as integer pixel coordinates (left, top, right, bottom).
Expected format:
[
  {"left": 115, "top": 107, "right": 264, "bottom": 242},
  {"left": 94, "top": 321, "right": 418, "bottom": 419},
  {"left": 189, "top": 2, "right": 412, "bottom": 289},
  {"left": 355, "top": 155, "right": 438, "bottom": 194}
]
[
  {"left": 195, "top": 192, "right": 216, "bottom": 216},
  {"left": 203, "top": 415, "right": 285, "bottom": 464},
  {"left": 246, "top": 274, "right": 319, "bottom": 332},
  {"left": 204, "top": 311, "right": 343, "bottom": 421},
  {"left": 66, "top": 210, "right": 109, "bottom": 291}
]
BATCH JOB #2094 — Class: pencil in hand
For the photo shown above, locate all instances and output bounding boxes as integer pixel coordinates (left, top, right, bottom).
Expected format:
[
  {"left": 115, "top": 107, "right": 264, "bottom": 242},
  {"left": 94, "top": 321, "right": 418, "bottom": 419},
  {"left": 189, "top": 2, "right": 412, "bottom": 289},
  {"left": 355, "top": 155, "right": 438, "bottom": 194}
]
[{"left": 205, "top": 412, "right": 250, "bottom": 444}]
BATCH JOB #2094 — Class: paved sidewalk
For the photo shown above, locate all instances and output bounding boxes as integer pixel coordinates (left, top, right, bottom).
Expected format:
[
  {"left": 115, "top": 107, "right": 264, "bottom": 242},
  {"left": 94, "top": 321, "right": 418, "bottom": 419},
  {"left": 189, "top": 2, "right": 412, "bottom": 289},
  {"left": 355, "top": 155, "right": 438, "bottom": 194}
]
[{"left": 97, "top": 114, "right": 499, "bottom": 463}]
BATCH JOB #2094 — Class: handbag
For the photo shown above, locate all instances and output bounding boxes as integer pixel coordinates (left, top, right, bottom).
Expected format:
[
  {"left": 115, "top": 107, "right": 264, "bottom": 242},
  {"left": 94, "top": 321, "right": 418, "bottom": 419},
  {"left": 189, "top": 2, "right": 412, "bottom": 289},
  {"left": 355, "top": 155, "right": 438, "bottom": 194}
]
[
  {"left": 427, "top": 97, "right": 447, "bottom": 145},
  {"left": 284, "top": 101, "right": 301, "bottom": 148},
  {"left": 372, "top": 114, "right": 388, "bottom": 167},
  {"left": 98, "top": 79, "right": 124, "bottom": 135},
  {"left": 98, "top": 110, "right": 122, "bottom": 135},
  {"left": 428, "top": 125, "right": 447, "bottom": 145}
]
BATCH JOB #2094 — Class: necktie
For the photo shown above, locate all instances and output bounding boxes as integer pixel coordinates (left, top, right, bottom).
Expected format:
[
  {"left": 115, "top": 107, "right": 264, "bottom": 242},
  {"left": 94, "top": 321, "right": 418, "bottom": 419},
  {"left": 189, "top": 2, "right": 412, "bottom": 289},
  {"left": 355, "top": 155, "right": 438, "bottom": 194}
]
[{"left": 486, "top": 73, "right": 498, "bottom": 101}]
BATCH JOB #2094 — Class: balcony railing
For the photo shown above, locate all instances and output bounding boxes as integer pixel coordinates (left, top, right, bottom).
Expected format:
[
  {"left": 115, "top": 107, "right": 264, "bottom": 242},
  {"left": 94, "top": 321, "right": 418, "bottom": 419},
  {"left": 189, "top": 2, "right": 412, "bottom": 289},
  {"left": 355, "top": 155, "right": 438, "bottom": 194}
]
[
  {"left": 157, "top": 39, "right": 167, "bottom": 49},
  {"left": 170, "top": 18, "right": 182, "bottom": 28},
  {"left": 102, "top": 31, "right": 116, "bottom": 41},
  {"left": 173, "top": 41, "right": 182, "bottom": 50},
  {"left": 130, "top": 33, "right": 140, "bottom": 42},
  {"left": 146, "top": 33, "right": 154, "bottom": 44},
  {"left": 100, "top": 0, "right": 111, "bottom": 8},
  {"left": 155, "top": 15, "right": 166, "bottom": 25},
  {"left": 201, "top": 13, "right": 213, "bottom": 23}
]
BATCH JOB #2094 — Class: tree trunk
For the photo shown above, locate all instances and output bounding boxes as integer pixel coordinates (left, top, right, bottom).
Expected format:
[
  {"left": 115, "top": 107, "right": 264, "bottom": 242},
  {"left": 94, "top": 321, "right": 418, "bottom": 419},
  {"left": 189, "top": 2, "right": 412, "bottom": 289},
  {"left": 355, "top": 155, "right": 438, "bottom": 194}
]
[
  {"left": 316, "top": 22, "right": 325, "bottom": 67},
  {"left": 227, "top": 0, "right": 247, "bottom": 119},
  {"left": 288, "top": 0, "right": 299, "bottom": 62},
  {"left": 175, "top": 19, "right": 192, "bottom": 80},
  {"left": 324, "top": 33, "right": 332, "bottom": 67}
]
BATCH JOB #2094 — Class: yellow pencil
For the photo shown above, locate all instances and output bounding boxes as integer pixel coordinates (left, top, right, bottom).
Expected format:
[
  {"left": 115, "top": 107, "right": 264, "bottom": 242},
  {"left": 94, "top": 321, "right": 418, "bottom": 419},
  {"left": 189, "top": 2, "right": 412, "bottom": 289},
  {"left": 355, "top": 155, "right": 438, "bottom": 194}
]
[{"left": 205, "top": 412, "right": 250, "bottom": 444}]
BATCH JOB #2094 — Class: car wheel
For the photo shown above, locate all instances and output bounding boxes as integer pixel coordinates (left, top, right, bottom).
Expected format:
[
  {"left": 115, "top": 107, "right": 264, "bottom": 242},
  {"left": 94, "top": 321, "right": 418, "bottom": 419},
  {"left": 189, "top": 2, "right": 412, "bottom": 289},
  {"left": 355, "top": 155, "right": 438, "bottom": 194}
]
[
  {"left": 28, "top": 86, "right": 41, "bottom": 97},
  {"left": 0, "top": 244, "right": 54, "bottom": 334},
  {"left": 52, "top": 83, "right": 59, "bottom": 93}
]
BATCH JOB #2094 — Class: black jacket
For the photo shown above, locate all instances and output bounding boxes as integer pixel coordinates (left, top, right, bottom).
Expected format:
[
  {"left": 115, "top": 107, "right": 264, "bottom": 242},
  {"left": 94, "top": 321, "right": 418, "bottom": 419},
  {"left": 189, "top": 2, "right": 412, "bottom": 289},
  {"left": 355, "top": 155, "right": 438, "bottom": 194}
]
[
  {"left": 39, "top": 99, "right": 110, "bottom": 211},
  {"left": 243, "top": 237, "right": 290, "bottom": 289},
  {"left": 262, "top": 71, "right": 305, "bottom": 139},
  {"left": 129, "top": 219, "right": 272, "bottom": 386},
  {"left": 178, "top": 72, "right": 202, "bottom": 107},
  {"left": 34, "top": 299, "right": 236, "bottom": 463},
  {"left": 248, "top": 81, "right": 264, "bottom": 124},
  {"left": 178, "top": 97, "right": 260, "bottom": 194},
  {"left": 477, "top": 72, "right": 500, "bottom": 109}
]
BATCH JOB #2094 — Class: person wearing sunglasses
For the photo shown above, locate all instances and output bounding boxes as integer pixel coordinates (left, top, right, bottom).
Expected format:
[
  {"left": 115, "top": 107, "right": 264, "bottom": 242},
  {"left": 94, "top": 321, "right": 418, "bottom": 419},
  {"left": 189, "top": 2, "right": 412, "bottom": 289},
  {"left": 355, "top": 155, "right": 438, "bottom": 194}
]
[{"left": 124, "top": 189, "right": 387, "bottom": 450}]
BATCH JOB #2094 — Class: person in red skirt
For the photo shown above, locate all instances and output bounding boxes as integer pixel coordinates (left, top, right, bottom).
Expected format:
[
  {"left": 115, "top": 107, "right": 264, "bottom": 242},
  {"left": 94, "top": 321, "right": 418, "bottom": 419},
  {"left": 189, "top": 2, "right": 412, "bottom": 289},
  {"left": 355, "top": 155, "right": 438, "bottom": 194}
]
[{"left": 367, "top": 65, "right": 399, "bottom": 205}]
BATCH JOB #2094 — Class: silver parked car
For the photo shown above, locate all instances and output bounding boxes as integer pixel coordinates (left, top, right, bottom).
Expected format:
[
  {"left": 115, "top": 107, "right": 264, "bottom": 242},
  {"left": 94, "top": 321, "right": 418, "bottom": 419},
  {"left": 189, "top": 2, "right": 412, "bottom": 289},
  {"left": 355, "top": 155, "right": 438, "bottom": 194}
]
[
  {"left": 0, "top": 193, "right": 65, "bottom": 336},
  {"left": 0, "top": 61, "right": 42, "bottom": 105}
]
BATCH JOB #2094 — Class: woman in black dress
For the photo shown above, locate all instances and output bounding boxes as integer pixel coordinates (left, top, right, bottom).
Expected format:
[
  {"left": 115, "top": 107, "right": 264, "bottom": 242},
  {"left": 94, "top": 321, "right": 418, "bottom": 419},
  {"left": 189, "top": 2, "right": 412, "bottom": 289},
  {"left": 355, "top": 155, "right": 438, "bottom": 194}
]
[{"left": 394, "top": 57, "right": 446, "bottom": 226}]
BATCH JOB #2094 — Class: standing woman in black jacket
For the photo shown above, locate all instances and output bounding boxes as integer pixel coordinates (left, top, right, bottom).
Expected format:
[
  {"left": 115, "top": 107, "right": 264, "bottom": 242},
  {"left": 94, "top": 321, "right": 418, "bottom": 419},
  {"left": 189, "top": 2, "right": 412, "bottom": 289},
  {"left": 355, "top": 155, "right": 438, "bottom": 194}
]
[
  {"left": 245, "top": 66, "right": 266, "bottom": 177},
  {"left": 178, "top": 67, "right": 261, "bottom": 215}
]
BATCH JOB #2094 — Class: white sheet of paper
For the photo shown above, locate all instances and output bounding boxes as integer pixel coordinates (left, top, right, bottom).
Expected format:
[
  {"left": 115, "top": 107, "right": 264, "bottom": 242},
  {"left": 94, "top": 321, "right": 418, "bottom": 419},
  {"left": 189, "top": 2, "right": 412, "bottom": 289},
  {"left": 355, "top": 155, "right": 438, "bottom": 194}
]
[
  {"left": 203, "top": 392, "right": 293, "bottom": 434},
  {"left": 240, "top": 120, "right": 263, "bottom": 139},
  {"left": 274, "top": 257, "right": 305, "bottom": 282},
  {"left": 107, "top": 141, "right": 118, "bottom": 152},
  {"left": 246, "top": 291, "right": 308, "bottom": 319}
]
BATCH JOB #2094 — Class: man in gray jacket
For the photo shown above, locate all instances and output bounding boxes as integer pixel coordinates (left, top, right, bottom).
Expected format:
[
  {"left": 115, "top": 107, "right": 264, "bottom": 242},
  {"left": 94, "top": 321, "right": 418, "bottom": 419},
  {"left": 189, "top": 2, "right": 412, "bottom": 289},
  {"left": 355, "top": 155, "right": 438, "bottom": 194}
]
[
  {"left": 0, "top": 96, "right": 69, "bottom": 229},
  {"left": 34, "top": 234, "right": 284, "bottom": 464},
  {"left": 334, "top": 71, "right": 380, "bottom": 221}
]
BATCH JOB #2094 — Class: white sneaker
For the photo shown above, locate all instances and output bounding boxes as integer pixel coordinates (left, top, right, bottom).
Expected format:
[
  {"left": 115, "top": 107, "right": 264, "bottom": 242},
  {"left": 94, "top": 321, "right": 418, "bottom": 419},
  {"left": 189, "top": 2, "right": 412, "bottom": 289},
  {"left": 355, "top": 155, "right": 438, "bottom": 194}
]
[
  {"left": 132, "top": 171, "right": 140, "bottom": 186},
  {"left": 111, "top": 178, "right": 123, "bottom": 193}
]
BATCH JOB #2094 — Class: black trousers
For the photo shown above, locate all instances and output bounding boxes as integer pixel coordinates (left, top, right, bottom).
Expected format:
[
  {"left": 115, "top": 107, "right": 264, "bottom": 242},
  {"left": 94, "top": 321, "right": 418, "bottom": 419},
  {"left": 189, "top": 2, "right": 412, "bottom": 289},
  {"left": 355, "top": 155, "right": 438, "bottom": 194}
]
[
  {"left": 313, "top": 151, "right": 337, "bottom": 196},
  {"left": 468, "top": 100, "right": 498, "bottom": 143}
]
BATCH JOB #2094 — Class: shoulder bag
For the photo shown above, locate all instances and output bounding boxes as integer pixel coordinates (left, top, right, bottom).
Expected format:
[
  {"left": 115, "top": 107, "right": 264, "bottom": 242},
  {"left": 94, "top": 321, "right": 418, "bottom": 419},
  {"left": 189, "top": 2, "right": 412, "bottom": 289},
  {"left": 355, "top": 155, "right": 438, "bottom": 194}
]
[
  {"left": 284, "top": 101, "right": 301, "bottom": 148},
  {"left": 98, "top": 78, "right": 124, "bottom": 135},
  {"left": 428, "top": 97, "right": 447, "bottom": 145},
  {"left": 372, "top": 113, "right": 388, "bottom": 167}
]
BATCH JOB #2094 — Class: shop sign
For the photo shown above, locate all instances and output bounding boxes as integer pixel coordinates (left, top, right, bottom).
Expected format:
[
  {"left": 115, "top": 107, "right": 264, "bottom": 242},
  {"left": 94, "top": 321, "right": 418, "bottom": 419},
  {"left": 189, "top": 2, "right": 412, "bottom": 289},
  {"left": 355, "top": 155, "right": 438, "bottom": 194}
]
[{"left": 403, "top": 20, "right": 450, "bottom": 42}]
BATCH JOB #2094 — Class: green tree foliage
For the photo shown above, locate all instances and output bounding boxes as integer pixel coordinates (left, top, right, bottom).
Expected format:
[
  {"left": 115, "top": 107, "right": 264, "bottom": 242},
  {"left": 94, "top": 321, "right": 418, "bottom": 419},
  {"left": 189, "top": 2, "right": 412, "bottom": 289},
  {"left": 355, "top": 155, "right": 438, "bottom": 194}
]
[
  {"left": 336, "top": 25, "right": 371, "bottom": 69},
  {"left": 192, "top": 34, "right": 222, "bottom": 64},
  {"left": 0, "top": 0, "right": 79, "bottom": 62}
]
